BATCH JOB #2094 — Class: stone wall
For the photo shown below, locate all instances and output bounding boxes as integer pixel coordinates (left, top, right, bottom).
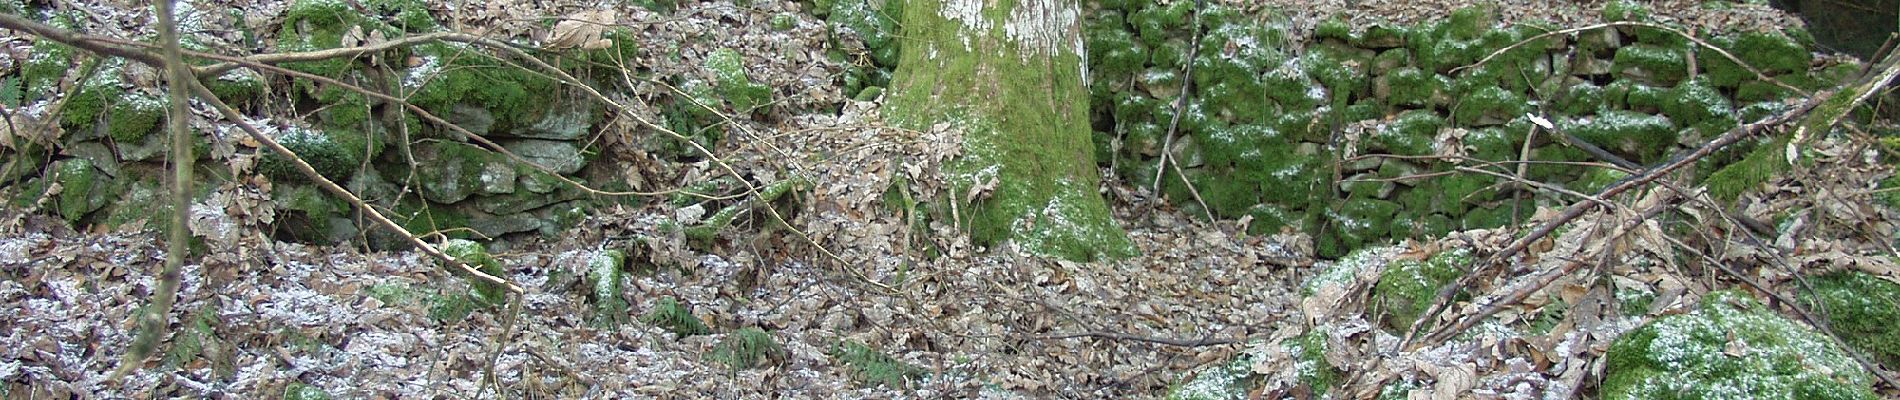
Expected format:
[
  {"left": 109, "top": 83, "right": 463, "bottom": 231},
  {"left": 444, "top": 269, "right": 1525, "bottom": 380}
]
[{"left": 1084, "top": 1, "right": 1857, "bottom": 257}]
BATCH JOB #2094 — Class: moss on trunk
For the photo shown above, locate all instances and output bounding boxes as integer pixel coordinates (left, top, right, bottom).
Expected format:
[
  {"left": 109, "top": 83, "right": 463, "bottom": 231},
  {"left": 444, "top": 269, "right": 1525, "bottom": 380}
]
[{"left": 885, "top": 0, "right": 1134, "bottom": 260}]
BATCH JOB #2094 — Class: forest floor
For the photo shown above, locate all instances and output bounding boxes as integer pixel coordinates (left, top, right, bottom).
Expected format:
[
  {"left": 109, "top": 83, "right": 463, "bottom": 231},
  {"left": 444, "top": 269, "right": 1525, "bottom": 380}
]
[{"left": 3, "top": 0, "right": 1898, "bottom": 399}]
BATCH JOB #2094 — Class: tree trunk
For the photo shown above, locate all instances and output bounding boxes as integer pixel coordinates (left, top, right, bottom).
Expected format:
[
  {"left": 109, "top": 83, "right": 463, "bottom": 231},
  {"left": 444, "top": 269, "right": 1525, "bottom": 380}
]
[{"left": 886, "top": 0, "right": 1134, "bottom": 260}]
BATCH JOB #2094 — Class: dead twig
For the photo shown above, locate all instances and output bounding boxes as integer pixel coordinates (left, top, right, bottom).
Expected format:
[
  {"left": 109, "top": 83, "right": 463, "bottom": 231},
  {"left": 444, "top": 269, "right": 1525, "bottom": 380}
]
[
  {"left": 1400, "top": 85, "right": 1830, "bottom": 350},
  {"left": 1032, "top": 331, "right": 1240, "bottom": 347}
]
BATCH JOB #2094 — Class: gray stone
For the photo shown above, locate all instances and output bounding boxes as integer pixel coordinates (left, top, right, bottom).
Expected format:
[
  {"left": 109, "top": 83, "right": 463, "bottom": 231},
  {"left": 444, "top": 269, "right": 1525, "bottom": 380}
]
[
  {"left": 414, "top": 141, "right": 503, "bottom": 203},
  {"left": 449, "top": 104, "right": 495, "bottom": 137},
  {"left": 114, "top": 131, "right": 167, "bottom": 162},
  {"left": 63, "top": 141, "right": 120, "bottom": 178},
  {"left": 503, "top": 139, "right": 585, "bottom": 175},
  {"left": 480, "top": 160, "right": 516, "bottom": 194},
  {"left": 467, "top": 210, "right": 543, "bottom": 237},
  {"left": 514, "top": 107, "right": 593, "bottom": 140}
]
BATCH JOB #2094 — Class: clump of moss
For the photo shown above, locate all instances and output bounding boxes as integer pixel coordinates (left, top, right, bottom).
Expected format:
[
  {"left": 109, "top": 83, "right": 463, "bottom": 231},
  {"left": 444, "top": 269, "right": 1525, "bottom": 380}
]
[
  {"left": 257, "top": 127, "right": 368, "bottom": 183},
  {"left": 1801, "top": 271, "right": 1900, "bottom": 368},
  {"left": 1612, "top": 44, "right": 1689, "bottom": 85},
  {"left": 1453, "top": 86, "right": 1529, "bottom": 127},
  {"left": 1562, "top": 111, "right": 1677, "bottom": 164},
  {"left": 832, "top": 340, "right": 926, "bottom": 388},
  {"left": 440, "top": 239, "right": 508, "bottom": 307},
  {"left": 206, "top": 68, "right": 266, "bottom": 105},
  {"left": 283, "top": 382, "right": 333, "bottom": 400},
  {"left": 704, "top": 48, "right": 773, "bottom": 114},
  {"left": 405, "top": 43, "right": 559, "bottom": 131},
  {"left": 1704, "top": 31, "right": 1811, "bottom": 88},
  {"left": 53, "top": 158, "right": 105, "bottom": 223},
  {"left": 643, "top": 297, "right": 710, "bottom": 337},
  {"left": 1372, "top": 249, "right": 1472, "bottom": 331},
  {"left": 108, "top": 91, "right": 165, "bottom": 144},
  {"left": 825, "top": 0, "right": 899, "bottom": 67},
  {"left": 588, "top": 249, "right": 630, "bottom": 327},
  {"left": 1603, "top": 290, "right": 1877, "bottom": 400},
  {"left": 278, "top": 0, "right": 374, "bottom": 79},
  {"left": 711, "top": 327, "right": 787, "bottom": 370}
]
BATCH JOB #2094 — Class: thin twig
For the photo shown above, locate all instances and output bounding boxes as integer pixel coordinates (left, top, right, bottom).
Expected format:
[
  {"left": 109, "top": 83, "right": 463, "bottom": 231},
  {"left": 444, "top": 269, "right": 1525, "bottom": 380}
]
[{"left": 1032, "top": 331, "right": 1240, "bottom": 347}]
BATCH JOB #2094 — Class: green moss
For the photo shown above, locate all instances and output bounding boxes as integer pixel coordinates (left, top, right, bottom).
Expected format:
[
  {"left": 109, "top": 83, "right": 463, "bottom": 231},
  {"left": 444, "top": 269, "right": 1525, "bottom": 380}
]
[
  {"left": 22, "top": 41, "right": 74, "bottom": 98},
  {"left": 1705, "top": 135, "right": 1788, "bottom": 202},
  {"left": 1666, "top": 78, "right": 1738, "bottom": 136},
  {"left": 1372, "top": 110, "right": 1441, "bottom": 156},
  {"left": 59, "top": 65, "right": 120, "bottom": 134},
  {"left": 704, "top": 48, "right": 773, "bottom": 114},
  {"left": 588, "top": 249, "right": 630, "bottom": 327},
  {"left": 643, "top": 297, "right": 709, "bottom": 337},
  {"left": 206, "top": 68, "right": 266, "bottom": 104},
  {"left": 107, "top": 91, "right": 165, "bottom": 144},
  {"left": 278, "top": 0, "right": 373, "bottom": 79},
  {"left": 1577, "top": 168, "right": 1631, "bottom": 194},
  {"left": 1613, "top": 44, "right": 1689, "bottom": 85},
  {"left": 712, "top": 327, "right": 787, "bottom": 370},
  {"left": 162, "top": 307, "right": 222, "bottom": 370},
  {"left": 1373, "top": 249, "right": 1472, "bottom": 331},
  {"left": 1603, "top": 0, "right": 1650, "bottom": 22},
  {"left": 886, "top": 0, "right": 1134, "bottom": 261},
  {"left": 1324, "top": 198, "right": 1401, "bottom": 254},
  {"left": 1604, "top": 290, "right": 1877, "bottom": 400},
  {"left": 1801, "top": 271, "right": 1900, "bottom": 368},
  {"left": 1453, "top": 86, "right": 1529, "bottom": 127},
  {"left": 1129, "top": 1, "right": 1193, "bottom": 48},
  {"left": 258, "top": 127, "right": 369, "bottom": 183},
  {"left": 833, "top": 340, "right": 927, "bottom": 388},
  {"left": 826, "top": 0, "right": 900, "bottom": 67},
  {"left": 1704, "top": 31, "right": 1812, "bottom": 88},
  {"left": 1315, "top": 16, "right": 1353, "bottom": 43},
  {"left": 1564, "top": 111, "right": 1677, "bottom": 164},
  {"left": 53, "top": 159, "right": 104, "bottom": 223},
  {"left": 770, "top": 13, "right": 798, "bottom": 31},
  {"left": 440, "top": 239, "right": 507, "bottom": 307},
  {"left": 1380, "top": 67, "right": 1436, "bottom": 109},
  {"left": 363, "top": 0, "right": 439, "bottom": 32},
  {"left": 283, "top": 383, "right": 333, "bottom": 400},
  {"left": 406, "top": 43, "right": 559, "bottom": 131}
]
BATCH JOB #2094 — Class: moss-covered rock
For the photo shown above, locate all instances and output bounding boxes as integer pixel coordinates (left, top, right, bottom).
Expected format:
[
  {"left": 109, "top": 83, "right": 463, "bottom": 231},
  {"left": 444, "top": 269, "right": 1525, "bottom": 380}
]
[
  {"left": 411, "top": 141, "right": 509, "bottom": 203},
  {"left": 588, "top": 249, "right": 630, "bottom": 327},
  {"left": 704, "top": 48, "right": 774, "bottom": 114},
  {"left": 1563, "top": 111, "right": 1676, "bottom": 164},
  {"left": 825, "top": 0, "right": 899, "bottom": 67},
  {"left": 1612, "top": 44, "right": 1689, "bottom": 85},
  {"left": 1168, "top": 330, "right": 1336, "bottom": 399},
  {"left": 1372, "top": 249, "right": 1472, "bottom": 331},
  {"left": 258, "top": 126, "right": 373, "bottom": 183},
  {"left": 1703, "top": 31, "right": 1811, "bottom": 88},
  {"left": 1604, "top": 290, "right": 1877, "bottom": 400},
  {"left": 440, "top": 239, "right": 507, "bottom": 307},
  {"left": 1801, "top": 271, "right": 1900, "bottom": 369},
  {"left": 52, "top": 158, "right": 108, "bottom": 223}
]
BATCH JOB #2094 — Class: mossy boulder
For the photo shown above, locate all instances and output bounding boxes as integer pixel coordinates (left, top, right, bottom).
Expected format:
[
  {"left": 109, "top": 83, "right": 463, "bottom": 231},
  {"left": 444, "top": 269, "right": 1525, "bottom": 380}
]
[
  {"left": 440, "top": 239, "right": 507, "bottom": 307},
  {"left": 1604, "top": 290, "right": 1877, "bottom": 400},
  {"left": 1800, "top": 271, "right": 1900, "bottom": 369},
  {"left": 1703, "top": 31, "right": 1811, "bottom": 88},
  {"left": 1167, "top": 330, "right": 1336, "bottom": 399},
  {"left": 1611, "top": 44, "right": 1689, "bottom": 85},
  {"left": 258, "top": 126, "right": 376, "bottom": 183},
  {"left": 52, "top": 158, "right": 111, "bottom": 223},
  {"left": 412, "top": 141, "right": 509, "bottom": 203},
  {"left": 825, "top": 0, "right": 899, "bottom": 67},
  {"left": 705, "top": 48, "right": 774, "bottom": 114},
  {"left": 1372, "top": 249, "right": 1472, "bottom": 331}
]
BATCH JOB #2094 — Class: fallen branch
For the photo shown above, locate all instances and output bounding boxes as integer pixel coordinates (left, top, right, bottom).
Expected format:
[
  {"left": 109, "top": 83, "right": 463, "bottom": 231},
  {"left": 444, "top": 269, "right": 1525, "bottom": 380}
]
[{"left": 1400, "top": 85, "right": 1832, "bottom": 349}]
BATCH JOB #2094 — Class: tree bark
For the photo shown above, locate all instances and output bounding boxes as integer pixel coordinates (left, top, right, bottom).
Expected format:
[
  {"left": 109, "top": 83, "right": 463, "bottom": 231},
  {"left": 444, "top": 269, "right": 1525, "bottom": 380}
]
[{"left": 886, "top": 0, "right": 1133, "bottom": 260}]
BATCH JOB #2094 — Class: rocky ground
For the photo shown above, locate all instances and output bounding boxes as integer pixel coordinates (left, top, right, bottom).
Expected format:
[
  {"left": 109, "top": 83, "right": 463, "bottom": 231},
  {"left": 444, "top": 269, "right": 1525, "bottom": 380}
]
[{"left": 3, "top": 0, "right": 1899, "bottom": 399}]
